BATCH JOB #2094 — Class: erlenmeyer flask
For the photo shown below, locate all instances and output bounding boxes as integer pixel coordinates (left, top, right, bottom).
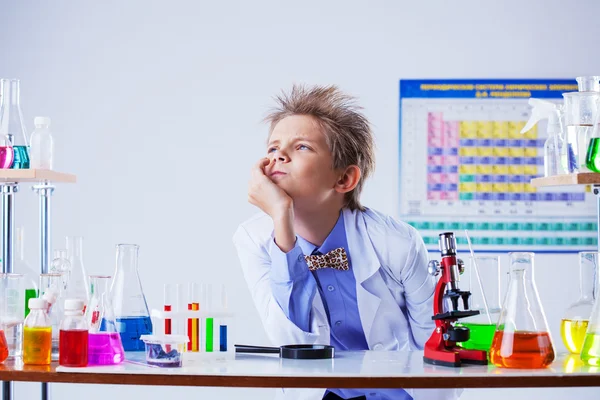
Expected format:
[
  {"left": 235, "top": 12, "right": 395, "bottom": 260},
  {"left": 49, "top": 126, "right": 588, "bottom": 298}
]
[
  {"left": 0, "top": 133, "right": 14, "bottom": 168},
  {"left": 561, "top": 252, "right": 597, "bottom": 354},
  {"left": 110, "top": 244, "right": 152, "bottom": 351},
  {"left": 14, "top": 227, "right": 38, "bottom": 318},
  {"left": 0, "top": 79, "right": 29, "bottom": 169},
  {"left": 65, "top": 236, "right": 89, "bottom": 307},
  {"left": 39, "top": 273, "right": 65, "bottom": 361},
  {"left": 456, "top": 256, "right": 501, "bottom": 350},
  {"left": 86, "top": 275, "right": 124, "bottom": 365},
  {"left": 490, "top": 252, "right": 555, "bottom": 368},
  {"left": 581, "top": 252, "right": 600, "bottom": 366}
]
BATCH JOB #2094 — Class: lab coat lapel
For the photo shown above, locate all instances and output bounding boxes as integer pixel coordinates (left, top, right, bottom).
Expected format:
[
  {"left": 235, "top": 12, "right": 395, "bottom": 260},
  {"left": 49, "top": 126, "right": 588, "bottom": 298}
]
[{"left": 343, "top": 208, "right": 382, "bottom": 344}]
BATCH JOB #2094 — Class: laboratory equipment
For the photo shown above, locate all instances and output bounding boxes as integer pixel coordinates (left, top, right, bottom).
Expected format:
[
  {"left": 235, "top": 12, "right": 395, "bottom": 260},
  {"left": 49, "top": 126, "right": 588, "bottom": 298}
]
[
  {"left": 490, "top": 252, "right": 554, "bottom": 369},
  {"left": 577, "top": 76, "right": 600, "bottom": 92},
  {"left": 456, "top": 255, "right": 501, "bottom": 351},
  {"left": 235, "top": 344, "right": 335, "bottom": 360},
  {"left": 86, "top": 275, "right": 124, "bottom": 365},
  {"left": 65, "top": 236, "right": 89, "bottom": 306},
  {"left": 0, "top": 133, "right": 14, "bottom": 169},
  {"left": 0, "top": 79, "right": 29, "bottom": 169},
  {"left": 561, "top": 252, "right": 597, "bottom": 354},
  {"left": 50, "top": 249, "right": 70, "bottom": 290},
  {"left": 520, "top": 98, "right": 566, "bottom": 176},
  {"left": 219, "top": 284, "right": 229, "bottom": 352},
  {"left": 204, "top": 284, "right": 213, "bottom": 352},
  {"left": 563, "top": 91, "right": 600, "bottom": 173},
  {"left": 140, "top": 334, "right": 188, "bottom": 367},
  {"left": 23, "top": 298, "right": 52, "bottom": 365},
  {"left": 580, "top": 249, "right": 600, "bottom": 366},
  {"left": 0, "top": 330, "right": 7, "bottom": 363},
  {"left": 423, "top": 232, "right": 488, "bottom": 367},
  {"left": 29, "top": 116, "right": 53, "bottom": 170},
  {"left": 39, "top": 273, "right": 64, "bottom": 361},
  {"left": 0, "top": 273, "right": 25, "bottom": 358},
  {"left": 187, "top": 283, "right": 199, "bottom": 352},
  {"left": 59, "top": 298, "right": 88, "bottom": 367},
  {"left": 110, "top": 244, "right": 152, "bottom": 351},
  {"left": 164, "top": 284, "right": 175, "bottom": 335},
  {"left": 14, "top": 227, "right": 38, "bottom": 317}
]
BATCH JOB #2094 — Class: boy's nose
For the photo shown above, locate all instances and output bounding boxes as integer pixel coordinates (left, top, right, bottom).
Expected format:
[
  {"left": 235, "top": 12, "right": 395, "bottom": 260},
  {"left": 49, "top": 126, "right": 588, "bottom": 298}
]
[{"left": 276, "top": 152, "right": 289, "bottom": 162}]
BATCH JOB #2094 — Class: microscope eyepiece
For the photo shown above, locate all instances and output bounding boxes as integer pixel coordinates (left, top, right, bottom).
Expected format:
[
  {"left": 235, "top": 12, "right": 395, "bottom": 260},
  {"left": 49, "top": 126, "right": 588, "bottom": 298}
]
[{"left": 438, "top": 232, "right": 457, "bottom": 256}]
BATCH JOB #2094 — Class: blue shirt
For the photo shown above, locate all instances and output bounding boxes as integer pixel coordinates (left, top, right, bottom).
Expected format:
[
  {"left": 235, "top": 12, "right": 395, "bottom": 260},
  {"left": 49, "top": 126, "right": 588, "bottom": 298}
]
[{"left": 270, "top": 212, "right": 412, "bottom": 400}]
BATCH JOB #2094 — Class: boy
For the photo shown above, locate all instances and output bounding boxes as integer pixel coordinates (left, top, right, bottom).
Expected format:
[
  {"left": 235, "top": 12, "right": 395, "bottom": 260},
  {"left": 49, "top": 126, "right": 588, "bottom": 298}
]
[{"left": 233, "top": 85, "right": 458, "bottom": 400}]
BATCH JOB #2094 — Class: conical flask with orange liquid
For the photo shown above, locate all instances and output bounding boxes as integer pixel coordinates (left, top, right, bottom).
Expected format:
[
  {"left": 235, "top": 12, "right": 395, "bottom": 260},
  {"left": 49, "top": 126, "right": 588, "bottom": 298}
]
[{"left": 490, "top": 252, "right": 555, "bottom": 368}]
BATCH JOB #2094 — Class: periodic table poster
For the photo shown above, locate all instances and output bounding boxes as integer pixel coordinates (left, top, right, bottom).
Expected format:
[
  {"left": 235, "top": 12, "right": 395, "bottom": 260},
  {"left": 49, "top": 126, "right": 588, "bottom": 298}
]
[{"left": 399, "top": 79, "right": 597, "bottom": 252}]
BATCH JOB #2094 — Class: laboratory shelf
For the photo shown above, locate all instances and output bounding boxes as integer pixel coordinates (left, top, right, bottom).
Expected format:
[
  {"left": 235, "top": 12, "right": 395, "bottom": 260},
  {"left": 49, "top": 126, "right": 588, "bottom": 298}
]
[
  {"left": 0, "top": 351, "right": 597, "bottom": 389},
  {"left": 531, "top": 172, "right": 600, "bottom": 187},
  {"left": 0, "top": 169, "right": 76, "bottom": 183}
]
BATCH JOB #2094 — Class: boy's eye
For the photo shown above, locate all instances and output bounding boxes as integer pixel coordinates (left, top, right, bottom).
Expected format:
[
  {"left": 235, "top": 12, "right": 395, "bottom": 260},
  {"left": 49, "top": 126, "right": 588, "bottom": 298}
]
[
  {"left": 298, "top": 144, "right": 310, "bottom": 150},
  {"left": 267, "top": 147, "right": 277, "bottom": 153}
]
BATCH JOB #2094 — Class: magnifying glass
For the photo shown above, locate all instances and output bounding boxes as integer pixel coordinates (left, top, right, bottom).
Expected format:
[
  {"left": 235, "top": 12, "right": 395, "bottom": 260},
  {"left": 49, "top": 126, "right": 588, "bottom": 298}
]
[{"left": 235, "top": 344, "right": 335, "bottom": 359}]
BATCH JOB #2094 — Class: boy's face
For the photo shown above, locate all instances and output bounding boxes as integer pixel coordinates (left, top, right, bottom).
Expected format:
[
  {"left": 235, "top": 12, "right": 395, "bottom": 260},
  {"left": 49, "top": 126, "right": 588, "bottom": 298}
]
[{"left": 266, "top": 115, "right": 340, "bottom": 206}]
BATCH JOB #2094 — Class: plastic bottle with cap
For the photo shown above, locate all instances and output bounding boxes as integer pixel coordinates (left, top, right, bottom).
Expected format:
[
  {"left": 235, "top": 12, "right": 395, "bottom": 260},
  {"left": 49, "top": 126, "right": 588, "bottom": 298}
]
[
  {"left": 23, "top": 298, "right": 52, "bottom": 365},
  {"left": 29, "top": 116, "right": 54, "bottom": 170},
  {"left": 59, "top": 298, "right": 88, "bottom": 367},
  {"left": 521, "top": 98, "right": 566, "bottom": 176}
]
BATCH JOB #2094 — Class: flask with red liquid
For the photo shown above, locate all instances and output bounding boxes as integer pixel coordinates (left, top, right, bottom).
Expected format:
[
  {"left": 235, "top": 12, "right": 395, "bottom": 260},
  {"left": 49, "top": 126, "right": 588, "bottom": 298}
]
[
  {"left": 0, "top": 133, "right": 13, "bottom": 168},
  {"left": 490, "top": 252, "right": 555, "bottom": 368},
  {"left": 59, "top": 299, "right": 88, "bottom": 367}
]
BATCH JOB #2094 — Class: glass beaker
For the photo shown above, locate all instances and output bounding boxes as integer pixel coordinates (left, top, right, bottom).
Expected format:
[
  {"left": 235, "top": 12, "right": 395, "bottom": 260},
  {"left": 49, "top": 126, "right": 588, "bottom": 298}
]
[
  {"left": 561, "top": 252, "right": 597, "bottom": 354},
  {"left": 581, "top": 251, "right": 600, "bottom": 366},
  {"left": 0, "top": 274, "right": 24, "bottom": 359},
  {"left": 0, "top": 79, "right": 29, "bottom": 169},
  {"left": 39, "top": 273, "right": 65, "bottom": 361},
  {"left": 490, "top": 252, "right": 555, "bottom": 369},
  {"left": 0, "top": 133, "right": 14, "bottom": 168},
  {"left": 456, "top": 256, "right": 501, "bottom": 350},
  {"left": 110, "top": 244, "right": 152, "bottom": 351},
  {"left": 65, "top": 236, "right": 89, "bottom": 307},
  {"left": 14, "top": 227, "right": 38, "bottom": 318},
  {"left": 86, "top": 275, "right": 124, "bottom": 365},
  {"left": 576, "top": 76, "right": 600, "bottom": 92},
  {"left": 50, "top": 249, "right": 70, "bottom": 291},
  {"left": 563, "top": 91, "right": 600, "bottom": 173}
]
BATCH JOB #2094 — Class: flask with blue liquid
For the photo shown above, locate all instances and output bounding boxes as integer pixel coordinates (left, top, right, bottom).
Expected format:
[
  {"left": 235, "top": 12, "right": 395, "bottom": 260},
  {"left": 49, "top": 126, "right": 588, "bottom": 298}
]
[{"left": 110, "top": 244, "right": 152, "bottom": 351}]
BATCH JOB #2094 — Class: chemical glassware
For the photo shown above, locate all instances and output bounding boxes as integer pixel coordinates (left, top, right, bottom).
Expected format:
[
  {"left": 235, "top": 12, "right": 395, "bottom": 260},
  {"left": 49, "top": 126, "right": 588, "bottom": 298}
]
[
  {"left": 563, "top": 91, "right": 600, "bottom": 173},
  {"left": 50, "top": 249, "right": 70, "bottom": 291},
  {"left": 0, "top": 274, "right": 24, "bottom": 359},
  {"left": 0, "top": 79, "right": 29, "bottom": 169},
  {"left": 86, "top": 275, "right": 124, "bottom": 365},
  {"left": 110, "top": 244, "right": 152, "bottom": 351},
  {"left": 14, "top": 227, "right": 38, "bottom": 317},
  {"left": 65, "top": 236, "right": 89, "bottom": 306},
  {"left": 39, "top": 273, "right": 65, "bottom": 361},
  {"left": 0, "top": 133, "right": 14, "bottom": 168},
  {"left": 456, "top": 256, "right": 501, "bottom": 351},
  {"left": 490, "top": 252, "right": 555, "bottom": 369},
  {"left": 576, "top": 76, "right": 600, "bottom": 92},
  {"left": 23, "top": 298, "right": 52, "bottom": 365},
  {"left": 59, "top": 298, "right": 88, "bottom": 367},
  {"left": 29, "top": 116, "right": 53, "bottom": 169},
  {"left": 580, "top": 250, "right": 600, "bottom": 366},
  {"left": 561, "top": 252, "right": 597, "bottom": 354}
]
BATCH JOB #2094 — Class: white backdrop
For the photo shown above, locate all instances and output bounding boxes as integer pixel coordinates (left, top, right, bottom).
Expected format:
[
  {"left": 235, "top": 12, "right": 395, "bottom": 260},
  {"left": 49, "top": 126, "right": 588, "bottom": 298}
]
[{"left": 1, "top": 0, "right": 600, "bottom": 398}]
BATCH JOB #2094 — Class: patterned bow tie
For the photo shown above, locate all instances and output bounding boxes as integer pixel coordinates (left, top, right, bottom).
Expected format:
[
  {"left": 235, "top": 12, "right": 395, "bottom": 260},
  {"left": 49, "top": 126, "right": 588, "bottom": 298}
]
[{"left": 304, "top": 247, "right": 349, "bottom": 271}]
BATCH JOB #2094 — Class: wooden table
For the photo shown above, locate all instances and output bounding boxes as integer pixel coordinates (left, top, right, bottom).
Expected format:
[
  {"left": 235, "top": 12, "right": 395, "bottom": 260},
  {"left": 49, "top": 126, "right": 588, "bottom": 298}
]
[{"left": 1, "top": 351, "right": 599, "bottom": 389}]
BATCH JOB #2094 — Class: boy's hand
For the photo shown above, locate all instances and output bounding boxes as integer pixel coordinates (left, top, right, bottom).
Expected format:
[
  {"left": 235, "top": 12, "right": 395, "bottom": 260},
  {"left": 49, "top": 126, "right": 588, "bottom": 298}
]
[{"left": 248, "top": 157, "right": 296, "bottom": 252}]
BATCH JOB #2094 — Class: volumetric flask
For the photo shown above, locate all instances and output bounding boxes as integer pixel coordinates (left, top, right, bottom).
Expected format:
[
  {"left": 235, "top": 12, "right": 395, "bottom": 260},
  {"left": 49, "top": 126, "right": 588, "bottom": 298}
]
[
  {"left": 0, "top": 79, "right": 29, "bottom": 169},
  {"left": 0, "top": 274, "right": 24, "bottom": 359},
  {"left": 581, "top": 251, "right": 600, "bottom": 366},
  {"left": 562, "top": 252, "right": 597, "bottom": 354},
  {"left": 110, "top": 244, "right": 152, "bottom": 351},
  {"left": 86, "top": 275, "right": 124, "bottom": 365},
  {"left": 490, "top": 252, "right": 555, "bottom": 368},
  {"left": 39, "top": 273, "right": 65, "bottom": 361},
  {"left": 456, "top": 256, "right": 501, "bottom": 351}
]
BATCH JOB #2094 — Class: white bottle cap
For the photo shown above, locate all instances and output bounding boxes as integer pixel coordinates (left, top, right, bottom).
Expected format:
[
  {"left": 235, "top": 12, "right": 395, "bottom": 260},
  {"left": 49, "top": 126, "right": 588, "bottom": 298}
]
[
  {"left": 34, "top": 116, "right": 51, "bottom": 126},
  {"left": 28, "top": 298, "right": 47, "bottom": 309},
  {"left": 64, "top": 299, "right": 85, "bottom": 311}
]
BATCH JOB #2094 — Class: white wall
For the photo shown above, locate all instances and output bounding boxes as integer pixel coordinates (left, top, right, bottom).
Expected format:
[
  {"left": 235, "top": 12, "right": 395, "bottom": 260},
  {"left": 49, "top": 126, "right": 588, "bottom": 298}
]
[{"left": 1, "top": 0, "right": 599, "bottom": 398}]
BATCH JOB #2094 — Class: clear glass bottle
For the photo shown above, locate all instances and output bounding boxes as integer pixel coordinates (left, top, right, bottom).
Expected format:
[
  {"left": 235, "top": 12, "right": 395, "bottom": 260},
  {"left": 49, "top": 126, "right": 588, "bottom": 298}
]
[
  {"left": 23, "top": 298, "right": 52, "bottom": 365},
  {"left": 490, "top": 252, "right": 555, "bottom": 369},
  {"left": 86, "top": 275, "right": 124, "bottom": 365},
  {"left": 39, "top": 273, "right": 65, "bottom": 361},
  {"left": 59, "top": 298, "right": 88, "bottom": 367},
  {"left": 50, "top": 249, "right": 70, "bottom": 291},
  {"left": 65, "top": 236, "right": 89, "bottom": 307},
  {"left": 0, "top": 273, "right": 24, "bottom": 359},
  {"left": 561, "top": 252, "right": 597, "bottom": 354},
  {"left": 29, "top": 116, "right": 53, "bottom": 170},
  {"left": 0, "top": 79, "right": 29, "bottom": 169},
  {"left": 110, "top": 244, "right": 152, "bottom": 351},
  {"left": 0, "top": 133, "right": 14, "bottom": 169},
  {"left": 14, "top": 227, "right": 38, "bottom": 318}
]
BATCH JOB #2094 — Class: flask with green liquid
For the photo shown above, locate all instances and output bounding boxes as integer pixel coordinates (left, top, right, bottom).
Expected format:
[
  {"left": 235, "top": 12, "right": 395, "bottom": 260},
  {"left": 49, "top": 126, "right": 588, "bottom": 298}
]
[{"left": 580, "top": 251, "right": 600, "bottom": 366}]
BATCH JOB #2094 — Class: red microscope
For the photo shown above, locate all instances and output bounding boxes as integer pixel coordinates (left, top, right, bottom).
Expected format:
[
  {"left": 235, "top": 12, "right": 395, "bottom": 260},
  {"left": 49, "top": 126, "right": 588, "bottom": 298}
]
[{"left": 423, "top": 232, "right": 488, "bottom": 367}]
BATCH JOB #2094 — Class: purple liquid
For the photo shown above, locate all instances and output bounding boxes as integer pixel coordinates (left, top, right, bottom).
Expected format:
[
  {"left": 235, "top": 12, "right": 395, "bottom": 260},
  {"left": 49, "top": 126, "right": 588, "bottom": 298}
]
[
  {"left": 0, "top": 146, "right": 14, "bottom": 169},
  {"left": 88, "top": 332, "right": 125, "bottom": 365}
]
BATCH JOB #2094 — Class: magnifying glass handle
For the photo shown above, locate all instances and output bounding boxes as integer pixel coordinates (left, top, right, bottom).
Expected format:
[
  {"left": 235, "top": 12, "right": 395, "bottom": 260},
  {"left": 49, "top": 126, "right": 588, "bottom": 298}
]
[{"left": 235, "top": 344, "right": 281, "bottom": 354}]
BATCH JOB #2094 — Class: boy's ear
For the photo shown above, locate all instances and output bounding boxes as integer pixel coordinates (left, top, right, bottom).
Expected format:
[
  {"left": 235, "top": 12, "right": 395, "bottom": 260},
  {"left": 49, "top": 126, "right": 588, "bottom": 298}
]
[{"left": 334, "top": 165, "right": 361, "bottom": 194}]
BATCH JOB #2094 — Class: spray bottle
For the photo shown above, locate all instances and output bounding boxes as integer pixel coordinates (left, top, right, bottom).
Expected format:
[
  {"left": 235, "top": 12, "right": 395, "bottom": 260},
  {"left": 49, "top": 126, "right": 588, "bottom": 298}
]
[{"left": 521, "top": 98, "right": 566, "bottom": 177}]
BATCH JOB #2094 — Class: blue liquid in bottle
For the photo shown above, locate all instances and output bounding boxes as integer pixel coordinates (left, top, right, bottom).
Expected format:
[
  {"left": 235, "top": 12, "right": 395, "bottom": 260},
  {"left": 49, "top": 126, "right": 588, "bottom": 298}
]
[
  {"left": 11, "top": 146, "right": 29, "bottom": 169},
  {"left": 219, "top": 325, "right": 227, "bottom": 352}
]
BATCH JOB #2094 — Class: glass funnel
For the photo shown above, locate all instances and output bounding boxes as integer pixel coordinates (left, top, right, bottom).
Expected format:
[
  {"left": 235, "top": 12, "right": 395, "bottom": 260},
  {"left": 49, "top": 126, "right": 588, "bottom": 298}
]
[
  {"left": 561, "top": 252, "right": 597, "bottom": 354},
  {"left": 39, "top": 273, "right": 65, "bottom": 361},
  {"left": 490, "top": 252, "right": 555, "bottom": 369},
  {"left": 456, "top": 255, "right": 501, "bottom": 351},
  {"left": 0, "top": 79, "right": 29, "bottom": 169},
  {"left": 581, "top": 251, "right": 600, "bottom": 366},
  {"left": 109, "top": 244, "right": 152, "bottom": 351},
  {"left": 0, "top": 274, "right": 24, "bottom": 359},
  {"left": 86, "top": 275, "right": 124, "bottom": 365},
  {"left": 65, "top": 236, "right": 89, "bottom": 307}
]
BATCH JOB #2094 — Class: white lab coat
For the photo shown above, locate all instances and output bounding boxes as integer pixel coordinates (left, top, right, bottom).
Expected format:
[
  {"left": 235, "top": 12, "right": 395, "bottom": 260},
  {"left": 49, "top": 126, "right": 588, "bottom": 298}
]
[{"left": 233, "top": 207, "right": 462, "bottom": 400}]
